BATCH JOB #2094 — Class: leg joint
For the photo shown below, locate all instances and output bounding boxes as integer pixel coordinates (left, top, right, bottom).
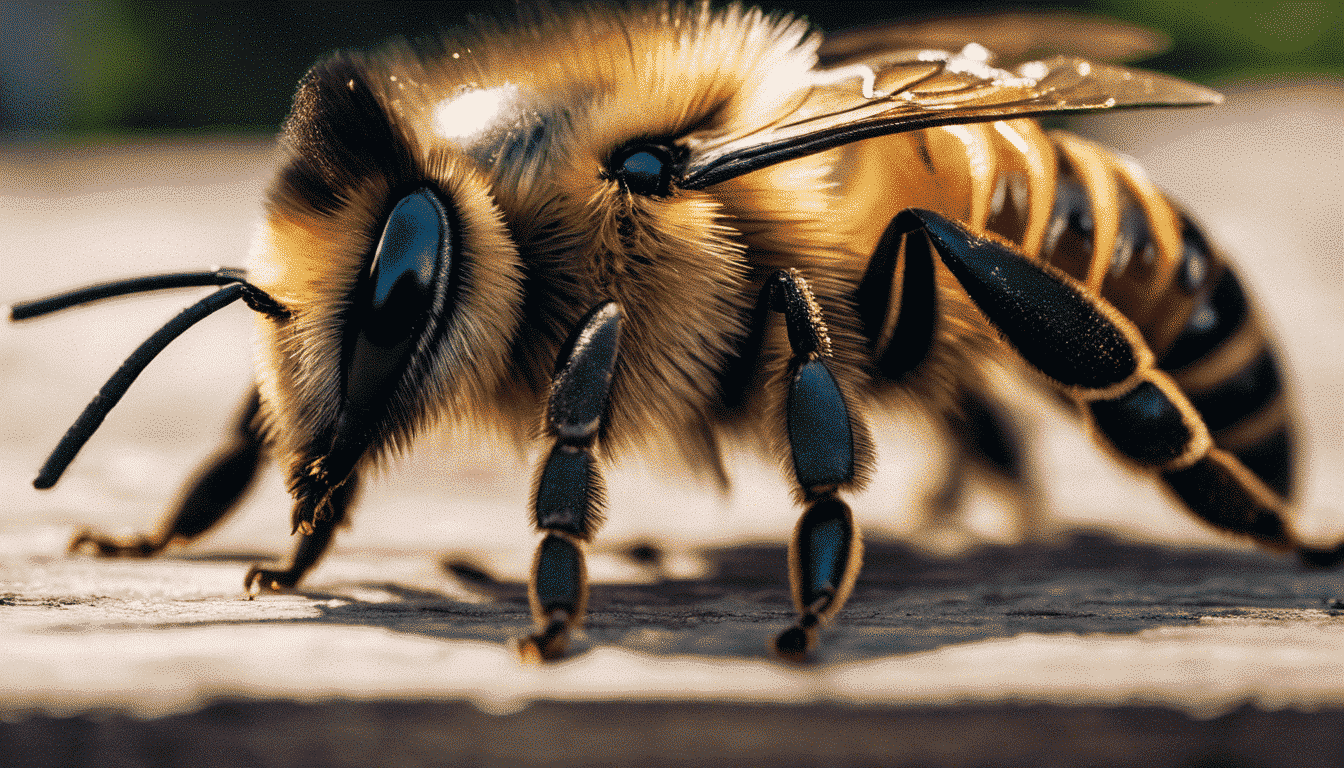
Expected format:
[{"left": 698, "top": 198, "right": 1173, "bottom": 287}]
[
  {"left": 764, "top": 269, "right": 831, "bottom": 359},
  {"left": 1090, "top": 379, "right": 1198, "bottom": 466},
  {"left": 857, "top": 213, "right": 937, "bottom": 379},
  {"left": 533, "top": 442, "right": 604, "bottom": 538}
]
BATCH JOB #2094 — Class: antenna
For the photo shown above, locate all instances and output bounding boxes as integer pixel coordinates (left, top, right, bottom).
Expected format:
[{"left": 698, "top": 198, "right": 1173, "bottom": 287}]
[{"left": 10, "top": 268, "right": 289, "bottom": 489}]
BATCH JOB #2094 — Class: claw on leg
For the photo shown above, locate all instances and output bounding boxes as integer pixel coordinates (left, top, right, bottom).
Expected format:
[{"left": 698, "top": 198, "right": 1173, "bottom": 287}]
[
  {"left": 243, "top": 565, "right": 300, "bottom": 598},
  {"left": 521, "top": 532, "right": 587, "bottom": 662},
  {"left": 774, "top": 607, "right": 823, "bottom": 663},
  {"left": 241, "top": 475, "right": 358, "bottom": 599},
  {"left": 774, "top": 493, "right": 862, "bottom": 662},
  {"left": 519, "top": 612, "right": 574, "bottom": 664}
]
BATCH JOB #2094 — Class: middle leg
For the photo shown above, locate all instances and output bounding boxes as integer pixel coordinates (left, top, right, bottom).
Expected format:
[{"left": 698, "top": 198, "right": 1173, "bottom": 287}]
[{"left": 758, "top": 269, "right": 874, "bottom": 660}]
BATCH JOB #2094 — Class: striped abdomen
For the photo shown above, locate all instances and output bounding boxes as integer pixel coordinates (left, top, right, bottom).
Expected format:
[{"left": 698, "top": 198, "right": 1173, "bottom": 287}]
[
  {"left": 978, "top": 123, "right": 1292, "bottom": 499},
  {"left": 839, "top": 118, "right": 1289, "bottom": 500}
]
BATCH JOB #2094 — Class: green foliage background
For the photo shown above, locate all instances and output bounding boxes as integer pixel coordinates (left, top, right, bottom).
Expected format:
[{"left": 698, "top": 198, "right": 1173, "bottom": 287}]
[{"left": 2, "top": 0, "right": 1339, "bottom": 135}]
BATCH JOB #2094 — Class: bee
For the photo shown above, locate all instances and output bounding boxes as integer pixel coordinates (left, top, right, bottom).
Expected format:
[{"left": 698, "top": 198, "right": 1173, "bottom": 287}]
[{"left": 11, "top": 2, "right": 1342, "bottom": 662}]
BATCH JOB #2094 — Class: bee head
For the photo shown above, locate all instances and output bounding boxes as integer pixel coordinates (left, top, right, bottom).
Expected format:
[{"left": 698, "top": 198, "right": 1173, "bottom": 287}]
[{"left": 250, "top": 54, "right": 523, "bottom": 520}]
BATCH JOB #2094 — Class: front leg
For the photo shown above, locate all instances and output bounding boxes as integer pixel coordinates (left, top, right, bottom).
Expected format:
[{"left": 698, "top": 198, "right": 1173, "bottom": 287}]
[
  {"left": 518, "top": 302, "right": 622, "bottom": 662},
  {"left": 899, "top": 209, "right": 1344, "bottom": 563},
  {"left": 245, "top": 473, "right": 360, "bottom": 596},
  {"left": 70, "top": 388, "right": 265, "bottom": 558}
]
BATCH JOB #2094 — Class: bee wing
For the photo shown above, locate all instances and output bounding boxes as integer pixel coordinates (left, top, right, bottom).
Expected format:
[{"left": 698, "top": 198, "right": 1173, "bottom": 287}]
[
  {"left": 816, "top": 12, "right": 1170, "bottom": 69},
  {"left": 679, "top": 52, "right": 1221, "bottom": 190}
]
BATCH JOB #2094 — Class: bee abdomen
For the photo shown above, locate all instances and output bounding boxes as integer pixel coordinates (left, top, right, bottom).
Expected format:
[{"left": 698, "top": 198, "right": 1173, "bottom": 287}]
[
  {"left": 1161, "top": 265, "right": 1292, "bottom": 498},
  {"left": 1029, "top": 132, "right": 1293, "bottom": 499}
]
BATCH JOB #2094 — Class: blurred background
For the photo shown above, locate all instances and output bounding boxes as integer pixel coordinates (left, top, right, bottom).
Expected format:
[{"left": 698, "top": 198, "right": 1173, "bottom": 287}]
[{"left": 0, "top": 0, "right": 1340, "bottom": 136}]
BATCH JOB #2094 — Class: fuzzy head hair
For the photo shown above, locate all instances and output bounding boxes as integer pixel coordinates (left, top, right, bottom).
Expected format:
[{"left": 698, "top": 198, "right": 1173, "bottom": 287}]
[{"left": 247, "top": 2, "right": 844, "bottom": 505}]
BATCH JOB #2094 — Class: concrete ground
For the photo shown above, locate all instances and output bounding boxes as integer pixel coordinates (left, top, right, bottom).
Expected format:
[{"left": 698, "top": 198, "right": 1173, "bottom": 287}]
[{"left": 1, "top": 78, "right": 1341, "bottom": 766}]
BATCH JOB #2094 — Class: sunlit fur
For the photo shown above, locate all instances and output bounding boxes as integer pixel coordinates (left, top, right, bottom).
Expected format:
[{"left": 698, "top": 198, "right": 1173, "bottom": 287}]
[
  {"left": 245, "top": 1, "right": 1289, "bottom": 530},
  {"left": 250, "top": 158, "right": 523, "bottom": 481},
  {"left": 247, "top": 2, "right": 877, "bottom": 490}
]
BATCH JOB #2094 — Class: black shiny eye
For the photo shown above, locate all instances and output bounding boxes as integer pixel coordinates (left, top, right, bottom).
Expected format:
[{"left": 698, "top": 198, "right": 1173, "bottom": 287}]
[
  {"left": 343, "top": 187, "right": 452, "bottom": 414},
  {"left": 612, "top": 143, "right": 675, "bottom": 197}
]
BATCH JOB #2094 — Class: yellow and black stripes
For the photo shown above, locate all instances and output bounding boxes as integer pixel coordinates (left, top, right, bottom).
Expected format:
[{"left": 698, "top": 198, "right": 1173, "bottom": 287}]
[
  {"left": 1158, "top": 249, "right": 1245, "bottom": 370},
  {"left": 1061, "top": 144, "right": 1292, "bottom": 502},
  {"left": 983, "top": 120, "right": 1058, "bottom": 258},
  {"left": 997, "top": 129, "right": 1294, "bottom": 503},
  {"left": 888, "top": 209, "right": 1324, "bottom": 560},
  {"left": 1162, "top": 257, "right": 1293, "bottom": 499},
  {"left": 850, "top": 120, "right": 1309, "bottom": 560}
]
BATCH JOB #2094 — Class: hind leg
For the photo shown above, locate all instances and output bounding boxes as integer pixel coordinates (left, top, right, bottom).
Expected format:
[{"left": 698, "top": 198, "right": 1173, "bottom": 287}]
[
  {"left": 69, "top": 387, "right": 265, "bottom": 558},
  {"left": 899, "top": 209, "right": 1344, "bottom": 562},
  {"left": 854, "top": 218, "right": 1042, "bottom": 540}
]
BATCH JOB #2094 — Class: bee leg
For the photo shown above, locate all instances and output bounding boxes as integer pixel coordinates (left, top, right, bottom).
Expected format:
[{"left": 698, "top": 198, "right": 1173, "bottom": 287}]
[
  {"left": 904, "top": 209, "right": 1343, "bottom": 562},
  {"left": 519, "top": 302, "right": 621, "bottom": 662},
  {"left": 759, "top": 270, "right": 868, "bottom": 661},
  {"left": 778, "top": 494, "right": 862, "bottom": 662},
  {"left": 69, "top": 387, "right": 265, "bottom": 558},
  {"left": 859, "top": 216, "right": 1043, "bottom": 536},
  {"left": 856, "top": 206, "right": 938, "bottom": 381},
  {"left": 244, "top": 473, "right": 359, "bottom": 596}
]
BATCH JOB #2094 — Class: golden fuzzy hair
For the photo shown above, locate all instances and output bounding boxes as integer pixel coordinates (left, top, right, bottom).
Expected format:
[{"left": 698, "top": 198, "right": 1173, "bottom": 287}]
[
  {"left": 249, "top": 3, "right": 842, "bottom": 482},
  {"left": 245, "top": 1, "right": 1012, "bottom": 493}
]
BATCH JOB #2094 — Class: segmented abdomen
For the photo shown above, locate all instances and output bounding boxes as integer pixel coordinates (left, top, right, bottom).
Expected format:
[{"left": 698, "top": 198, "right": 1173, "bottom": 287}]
[{"left": 980, "top": 123, "right": 1293, "bottom": 499}]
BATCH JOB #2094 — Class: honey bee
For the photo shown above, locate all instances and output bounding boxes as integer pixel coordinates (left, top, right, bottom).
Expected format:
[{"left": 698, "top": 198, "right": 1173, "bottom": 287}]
[{"left": 11, "top": 2, "right": 1341, "bottom": 662}]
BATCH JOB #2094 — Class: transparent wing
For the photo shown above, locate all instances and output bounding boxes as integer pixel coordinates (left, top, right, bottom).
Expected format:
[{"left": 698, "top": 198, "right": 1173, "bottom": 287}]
[
  {"left": 679, "top": 50, "right": 1221, "bottom": 189},
  {"left": 816, "top": 12, "right": 1170, "bottom": 69}
]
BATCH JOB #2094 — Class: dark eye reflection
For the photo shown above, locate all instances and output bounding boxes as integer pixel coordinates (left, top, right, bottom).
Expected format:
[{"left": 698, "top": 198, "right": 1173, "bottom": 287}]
[
  {"left": 344, "top": 188, "right": 451, "bottom": 413},
  {"left": 612, "top": 143, "right": 675, "bottom": 197}
]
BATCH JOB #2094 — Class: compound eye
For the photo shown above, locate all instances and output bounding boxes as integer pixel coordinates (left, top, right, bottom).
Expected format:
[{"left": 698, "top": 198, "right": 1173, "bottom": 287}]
[
  {"left": 612, "top": 143, "right": 675, "bottom": 197},
  {"left": 344, "top": 187, "right": 451, "bottom": 412}
]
